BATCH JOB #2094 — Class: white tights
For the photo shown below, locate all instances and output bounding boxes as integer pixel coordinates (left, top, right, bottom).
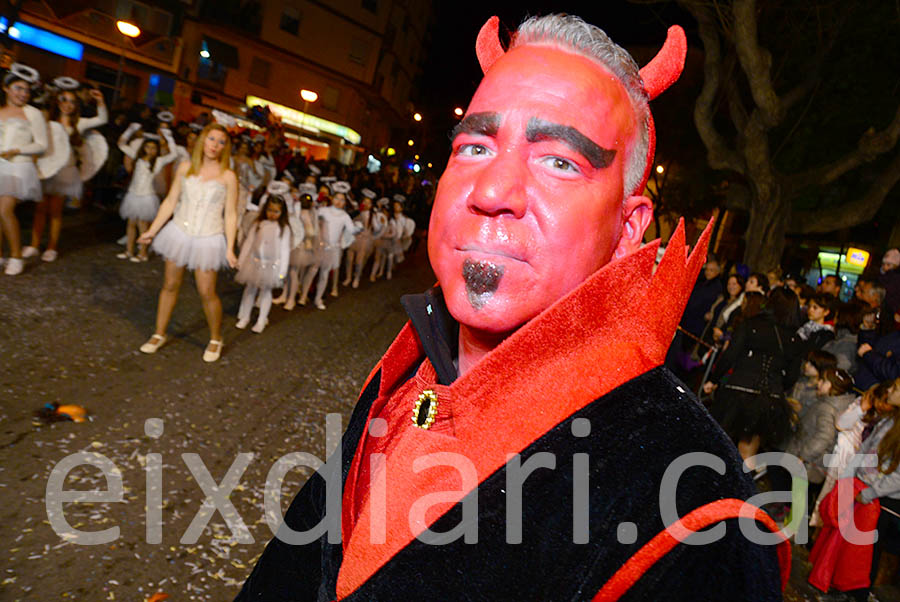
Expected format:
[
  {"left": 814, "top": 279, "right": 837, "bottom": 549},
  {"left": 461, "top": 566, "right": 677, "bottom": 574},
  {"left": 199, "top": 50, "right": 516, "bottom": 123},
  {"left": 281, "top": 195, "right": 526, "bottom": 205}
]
[{"left": 238, "top": 285, "right": 273, "bottom": 326}]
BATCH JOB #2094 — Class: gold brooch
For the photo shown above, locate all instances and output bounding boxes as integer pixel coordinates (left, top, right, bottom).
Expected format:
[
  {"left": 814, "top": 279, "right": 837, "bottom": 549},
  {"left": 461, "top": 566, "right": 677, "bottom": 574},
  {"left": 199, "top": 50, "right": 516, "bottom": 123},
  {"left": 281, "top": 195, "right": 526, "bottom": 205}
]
[{"left": 412, "top": 390, "right": 438, "bottom": 430}]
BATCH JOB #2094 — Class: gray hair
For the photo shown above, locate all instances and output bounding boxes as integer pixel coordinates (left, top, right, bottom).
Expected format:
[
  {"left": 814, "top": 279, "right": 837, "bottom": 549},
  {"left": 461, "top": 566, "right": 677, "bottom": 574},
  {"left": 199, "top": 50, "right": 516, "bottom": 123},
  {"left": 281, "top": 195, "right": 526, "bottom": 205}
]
[{"left": 510, "top": 14, "right": 650, "bottom": 197}]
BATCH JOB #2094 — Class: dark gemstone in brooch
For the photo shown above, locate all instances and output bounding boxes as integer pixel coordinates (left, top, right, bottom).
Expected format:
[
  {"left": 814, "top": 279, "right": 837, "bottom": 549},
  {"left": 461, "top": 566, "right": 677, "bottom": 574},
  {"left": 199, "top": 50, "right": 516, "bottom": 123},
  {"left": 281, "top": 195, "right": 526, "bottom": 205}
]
[{"left": 412, "top": 389, "right": 438, "bottom": 430}]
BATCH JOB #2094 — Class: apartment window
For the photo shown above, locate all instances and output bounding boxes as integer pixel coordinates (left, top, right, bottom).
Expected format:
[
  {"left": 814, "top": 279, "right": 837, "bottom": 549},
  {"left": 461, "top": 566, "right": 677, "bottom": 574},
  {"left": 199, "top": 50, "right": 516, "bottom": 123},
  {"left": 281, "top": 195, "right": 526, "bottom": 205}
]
[
  {"left": 349, "top": 38, "right": 369, "bottom": 66},
  {"left": 322, "top": 86, "right": 339, "bottom": 111},
  {"left": 197, "top": 38, "right": 239, "bottom": 87},
  {"left": 248, "top": 57, "right": 271, "bottom": 87},
  {"left": 280, "top": 6, "right": 301, "bottom": 35},
  {"left": 362, "top": 0, "right": 377, "bottom": 14}
]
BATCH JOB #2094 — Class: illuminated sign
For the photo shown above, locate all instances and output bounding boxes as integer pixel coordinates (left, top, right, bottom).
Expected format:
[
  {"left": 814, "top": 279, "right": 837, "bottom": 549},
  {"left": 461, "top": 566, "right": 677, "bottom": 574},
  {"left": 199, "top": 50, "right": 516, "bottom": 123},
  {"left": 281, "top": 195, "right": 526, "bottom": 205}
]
[
  {"left": 845, "top": 248, "right": 870, "bottom": 268},
  {"left": 245, "top": 95, "right": 361, "bottom": 145},
  {"left": 0, "top": 18, "right": 84, "bottom": 61}
]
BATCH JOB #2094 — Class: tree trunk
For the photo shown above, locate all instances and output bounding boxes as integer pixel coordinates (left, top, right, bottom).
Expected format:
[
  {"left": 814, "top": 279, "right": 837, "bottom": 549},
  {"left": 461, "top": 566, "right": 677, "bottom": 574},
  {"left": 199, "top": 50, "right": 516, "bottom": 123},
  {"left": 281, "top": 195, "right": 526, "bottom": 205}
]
[{"left": 742, "top": 190, "right": 790, "bottom": 271}]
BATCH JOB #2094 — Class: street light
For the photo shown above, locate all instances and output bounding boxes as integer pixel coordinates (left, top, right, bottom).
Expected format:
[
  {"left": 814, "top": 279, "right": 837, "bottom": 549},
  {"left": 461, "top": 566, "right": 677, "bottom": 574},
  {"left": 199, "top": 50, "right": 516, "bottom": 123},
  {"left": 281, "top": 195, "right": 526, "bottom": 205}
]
[
  {"left": 656, "top": 165, "right": 665, "bottom": 174},
  {"left": 407, "top": 139, "right": 414, "bottom": 146},
  {"left": 113, "top": 21, "right": 141, "bottom": 104},
  {"left": 413, "top": 112, "right": 422, "bottom": 122},
  {"left": 116, "top": 21, "right": 140, "bottom": 38},
  {"left": 300, "top": 89, "right": 318, "bottom": 130},
  {"left": 454, "top": 107, "right": 464, "bottom": 117}
]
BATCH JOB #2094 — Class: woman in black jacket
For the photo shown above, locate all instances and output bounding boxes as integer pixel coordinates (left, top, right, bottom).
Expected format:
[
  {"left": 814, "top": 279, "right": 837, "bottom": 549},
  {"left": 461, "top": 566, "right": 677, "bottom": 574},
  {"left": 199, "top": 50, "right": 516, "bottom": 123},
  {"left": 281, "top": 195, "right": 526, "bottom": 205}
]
[{"left": 704, "top": 288, "right": 804, "bottom": 466}]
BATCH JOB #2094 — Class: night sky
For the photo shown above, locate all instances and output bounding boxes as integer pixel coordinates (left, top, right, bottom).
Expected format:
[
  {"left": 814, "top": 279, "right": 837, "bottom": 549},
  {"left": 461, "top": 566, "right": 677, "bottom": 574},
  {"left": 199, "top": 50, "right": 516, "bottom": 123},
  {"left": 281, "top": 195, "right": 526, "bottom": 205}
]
[{"left": 414, "top": 1, "right": 695, "bottom": 166}]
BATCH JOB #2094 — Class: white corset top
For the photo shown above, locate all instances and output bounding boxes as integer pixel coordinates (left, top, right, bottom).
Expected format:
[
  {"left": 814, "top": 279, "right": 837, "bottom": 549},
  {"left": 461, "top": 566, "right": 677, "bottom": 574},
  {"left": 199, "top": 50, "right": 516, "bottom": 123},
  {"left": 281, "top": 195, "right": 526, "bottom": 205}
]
[{"left": 173, "top": 175, "right": 227, "bottom": 237}]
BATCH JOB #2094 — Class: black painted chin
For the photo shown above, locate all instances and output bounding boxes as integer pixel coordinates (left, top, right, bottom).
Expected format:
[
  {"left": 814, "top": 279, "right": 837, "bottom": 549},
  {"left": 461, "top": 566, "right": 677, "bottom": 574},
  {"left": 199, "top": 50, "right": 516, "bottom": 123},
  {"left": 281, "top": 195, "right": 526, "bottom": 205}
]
[{"left": 462, "top": 259, "right": 504, "bottom": 310}]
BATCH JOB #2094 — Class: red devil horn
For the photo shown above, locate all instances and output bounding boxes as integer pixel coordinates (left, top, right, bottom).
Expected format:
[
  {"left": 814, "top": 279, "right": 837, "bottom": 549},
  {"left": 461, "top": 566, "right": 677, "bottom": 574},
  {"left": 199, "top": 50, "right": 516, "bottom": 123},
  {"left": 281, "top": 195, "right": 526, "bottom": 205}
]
[
  {"left": 476, "top": 16, "right": 505, "bottom": 75},
  {"left": 638, "top": 25, "right": 687, "bottom": 100}
]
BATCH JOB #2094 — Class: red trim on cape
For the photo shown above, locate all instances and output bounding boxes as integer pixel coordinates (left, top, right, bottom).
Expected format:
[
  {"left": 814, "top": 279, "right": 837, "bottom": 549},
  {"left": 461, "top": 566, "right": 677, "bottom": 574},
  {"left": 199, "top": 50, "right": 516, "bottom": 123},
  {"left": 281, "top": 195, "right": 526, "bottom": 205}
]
[
  {"left": 592, "top": 498, "right": 792, "bottom": 601},
  {"left": 336, "top": 220, "right": 712, "bottom": 599}
]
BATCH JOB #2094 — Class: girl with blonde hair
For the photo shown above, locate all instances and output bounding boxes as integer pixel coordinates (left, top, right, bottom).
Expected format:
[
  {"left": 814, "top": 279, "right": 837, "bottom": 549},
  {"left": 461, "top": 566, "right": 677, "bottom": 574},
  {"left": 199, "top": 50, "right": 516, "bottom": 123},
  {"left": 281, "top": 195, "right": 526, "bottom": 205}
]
[{"left": 137, "top": 123, "right": 238, "bottom": 362}]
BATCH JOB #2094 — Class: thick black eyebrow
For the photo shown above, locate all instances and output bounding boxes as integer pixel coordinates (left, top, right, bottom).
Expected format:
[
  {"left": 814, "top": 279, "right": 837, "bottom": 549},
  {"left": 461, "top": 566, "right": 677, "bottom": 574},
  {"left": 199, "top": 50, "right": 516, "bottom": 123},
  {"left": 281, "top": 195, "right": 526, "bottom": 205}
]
[
  {"left": 449, "top": 112, "right": 501, "bottom": 142},
  {"left": 525, "top": 117, "right": 616, "bottom": 169}
]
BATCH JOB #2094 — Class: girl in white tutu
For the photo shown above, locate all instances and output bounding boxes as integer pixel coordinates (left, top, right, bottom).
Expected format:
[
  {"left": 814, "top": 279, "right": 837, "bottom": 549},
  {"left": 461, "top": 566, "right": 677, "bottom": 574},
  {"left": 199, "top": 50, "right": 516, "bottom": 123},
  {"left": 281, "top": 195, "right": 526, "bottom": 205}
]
[
  {"left": 137, "top": 123, "right": 238, "bottom": 362},
  {"left": 369, "top": 198, "right": 395, "bottom": 282},
  {"left": 117, "top": 123, "right": 177, "bottom": 261},
  {"left": 388, "top": 198, "right": 416, "bottom": 276},
  {"left": 0, "top": 63, "right": 48, "bottom": 275},
  {"left": 25, "top": 80, "right": 107, "bottom": 263},
  {"left": 342, "top": 191, "right": 386, "bottom": 288},
  {"left": 235, "top": 183, "right": 291, "bottom": 333},
  {"left": 275, "top": 190, "right": 319, "bottom": 310},
  {"left": 305, "top": 191, "right": 355, "bottom": 310}
]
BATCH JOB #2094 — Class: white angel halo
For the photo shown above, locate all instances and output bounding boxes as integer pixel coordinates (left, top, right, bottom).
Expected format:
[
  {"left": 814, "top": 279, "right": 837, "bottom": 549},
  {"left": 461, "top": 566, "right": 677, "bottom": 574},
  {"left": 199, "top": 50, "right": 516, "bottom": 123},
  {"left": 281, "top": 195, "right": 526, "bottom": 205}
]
[
  {"left": 8, "top": 63, "right": 39, "bottom": 84},
  {"left": 331, "top": 181, "right": 351, "bottom": 194},
  {"left": 52, "top": 76, "right": 80, "bottom": 91},
  {"left": 211, "top": 109, "right": 236, "bottom": 128},
  {"left": 266, "top": 180, "right": 290, "bottom": 196}
]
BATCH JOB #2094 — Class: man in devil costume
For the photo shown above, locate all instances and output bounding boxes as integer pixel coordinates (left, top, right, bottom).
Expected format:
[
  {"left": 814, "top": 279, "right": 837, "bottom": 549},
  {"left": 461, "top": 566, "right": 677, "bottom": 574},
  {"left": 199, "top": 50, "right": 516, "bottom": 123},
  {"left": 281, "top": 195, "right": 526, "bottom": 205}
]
[{"left": 236, "top": 14, "right": 790, "bottom": 601}]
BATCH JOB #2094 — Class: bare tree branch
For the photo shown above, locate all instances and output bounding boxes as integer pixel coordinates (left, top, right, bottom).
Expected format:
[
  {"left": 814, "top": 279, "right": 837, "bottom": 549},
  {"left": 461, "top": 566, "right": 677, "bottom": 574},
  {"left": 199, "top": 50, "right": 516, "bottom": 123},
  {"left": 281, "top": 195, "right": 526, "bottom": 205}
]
[
  {"left": 679, "top": 0, "right": 745, "bottom": 174},
  {"left": 724, "top": 59, "right": 749, "bottom": 132},
  {"left": 785, "top": 102, "right": 900, "bottom": 198},
  {"left": 732, "top": 0, "right": 783, "bottom": 125},
  {"left": 790, "top": 149, "right": 900, "bottom": 234}
]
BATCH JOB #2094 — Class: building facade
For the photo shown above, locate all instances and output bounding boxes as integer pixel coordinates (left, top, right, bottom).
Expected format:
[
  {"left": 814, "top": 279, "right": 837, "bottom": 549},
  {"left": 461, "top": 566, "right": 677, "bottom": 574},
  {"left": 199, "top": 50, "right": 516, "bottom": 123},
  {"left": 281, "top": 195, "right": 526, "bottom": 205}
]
[{"left": 6, "top": 0, "right": 432, "bottom": 163}]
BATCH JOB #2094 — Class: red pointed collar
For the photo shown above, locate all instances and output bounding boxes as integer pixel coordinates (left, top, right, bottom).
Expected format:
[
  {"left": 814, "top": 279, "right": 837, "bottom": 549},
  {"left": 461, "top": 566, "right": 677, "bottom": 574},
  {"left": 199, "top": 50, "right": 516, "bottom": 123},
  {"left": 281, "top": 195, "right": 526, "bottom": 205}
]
[{"left": 337, "top": 219, "right": 713, "bottom": 598}]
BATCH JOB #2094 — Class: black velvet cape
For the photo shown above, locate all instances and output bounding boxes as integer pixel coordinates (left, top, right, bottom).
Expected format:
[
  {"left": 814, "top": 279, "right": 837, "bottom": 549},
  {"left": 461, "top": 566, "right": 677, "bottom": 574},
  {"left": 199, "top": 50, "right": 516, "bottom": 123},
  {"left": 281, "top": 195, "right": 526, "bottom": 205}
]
[{"left": 235, "top": 365, "right": 783, "bottom": 601}]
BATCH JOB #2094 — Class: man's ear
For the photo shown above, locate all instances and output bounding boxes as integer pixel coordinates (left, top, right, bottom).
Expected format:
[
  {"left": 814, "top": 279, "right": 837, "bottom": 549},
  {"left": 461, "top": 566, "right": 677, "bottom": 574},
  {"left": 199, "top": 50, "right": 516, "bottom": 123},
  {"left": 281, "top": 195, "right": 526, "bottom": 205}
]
[{"left": 613, "top": 195, "right": 653, "bottom": 258}]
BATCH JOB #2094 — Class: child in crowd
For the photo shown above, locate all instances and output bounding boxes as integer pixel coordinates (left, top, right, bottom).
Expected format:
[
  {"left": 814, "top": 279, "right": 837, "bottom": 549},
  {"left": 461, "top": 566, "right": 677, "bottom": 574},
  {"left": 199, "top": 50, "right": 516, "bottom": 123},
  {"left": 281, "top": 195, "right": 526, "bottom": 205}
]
[
  {"left": 785, "top": 368, "right": 856, "bottom": 515},
  {"left": 797, "top": 293, "right": 836, "bottom": 352},
  {"left": 790, "top": 349, "right": 838, "bottom": 418},
  {"left": 235, "top": 186, "right": 291, "bottom": 333},
  {"left": 117, "top": 123, "right": 177, "bottom": 261}
]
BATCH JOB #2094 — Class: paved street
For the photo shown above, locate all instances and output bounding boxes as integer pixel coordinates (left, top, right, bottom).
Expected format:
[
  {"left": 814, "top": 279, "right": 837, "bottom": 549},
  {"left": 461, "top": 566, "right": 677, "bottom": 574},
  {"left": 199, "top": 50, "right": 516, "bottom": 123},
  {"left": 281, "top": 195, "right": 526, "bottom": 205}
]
[
  {"left": 1, "top": 209, "right": 898, "bottom": 601},
  {"left": 0, "top": 208, "right": 435, "bottom": 600}
]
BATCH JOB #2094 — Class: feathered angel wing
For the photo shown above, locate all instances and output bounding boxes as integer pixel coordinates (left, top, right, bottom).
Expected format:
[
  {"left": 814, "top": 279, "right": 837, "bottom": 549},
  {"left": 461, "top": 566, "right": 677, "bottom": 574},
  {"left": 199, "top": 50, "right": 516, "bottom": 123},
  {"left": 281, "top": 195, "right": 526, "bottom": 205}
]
[
  {"left": 37, "top": 121, "right": 71, "bottom": 180},
  {"left": 79, "top": 131, "right": 109, "bottom": 182}
]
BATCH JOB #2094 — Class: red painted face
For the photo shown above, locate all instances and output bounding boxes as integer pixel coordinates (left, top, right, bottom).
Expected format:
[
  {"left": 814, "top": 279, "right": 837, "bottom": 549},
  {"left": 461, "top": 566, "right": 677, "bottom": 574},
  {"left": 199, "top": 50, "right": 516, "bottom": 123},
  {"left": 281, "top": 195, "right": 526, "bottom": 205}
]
[{"left": 428, "top": 44, "right": 651, "bottom": 335}]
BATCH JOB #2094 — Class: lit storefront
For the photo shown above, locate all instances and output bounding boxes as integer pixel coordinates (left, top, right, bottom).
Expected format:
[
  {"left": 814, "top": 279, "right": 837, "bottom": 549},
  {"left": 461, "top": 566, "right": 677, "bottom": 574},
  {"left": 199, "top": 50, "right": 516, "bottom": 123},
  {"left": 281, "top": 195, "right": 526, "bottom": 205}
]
[{"left": 245, "top": 95, "right": 362, "bottom": 164}]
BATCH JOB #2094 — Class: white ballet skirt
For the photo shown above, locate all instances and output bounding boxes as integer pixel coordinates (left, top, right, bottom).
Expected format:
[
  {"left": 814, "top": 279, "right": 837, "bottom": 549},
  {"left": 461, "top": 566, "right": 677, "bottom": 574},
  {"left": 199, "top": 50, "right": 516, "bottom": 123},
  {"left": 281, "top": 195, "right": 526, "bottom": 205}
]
[
  {"left": 119, "top": 191, "right": 160, "bottom": 221},
  {"left": 0, "top": 106, "right": 48, "bottom": 202},
  {"left": 235, "top": 220, "right": 291, "bottom": 288},
  {"left": 42, "top": 164, "right": 83, "bottom": 199},
  {"left": 152, "top": 175, "right": 228, "bottom": 271},
  {"left": 0, "top": 160, "right": 42, "bottom": 201}
]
